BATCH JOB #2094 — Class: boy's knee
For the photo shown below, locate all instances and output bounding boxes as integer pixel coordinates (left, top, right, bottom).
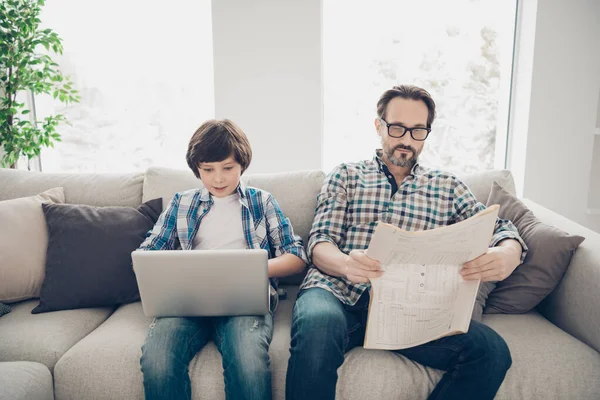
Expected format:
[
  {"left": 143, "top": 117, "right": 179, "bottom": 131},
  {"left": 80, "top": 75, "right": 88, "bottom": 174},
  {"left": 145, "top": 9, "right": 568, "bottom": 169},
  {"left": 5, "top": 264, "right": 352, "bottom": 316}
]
[
  {"left": 233, "top": 319, "right": 271, "bottom": 352},
  {"left": 140, "top": 348, "right": 171, "bottom": 381},
  {"left": 141, "top": 341, "right": 187, "bottom": 381}
]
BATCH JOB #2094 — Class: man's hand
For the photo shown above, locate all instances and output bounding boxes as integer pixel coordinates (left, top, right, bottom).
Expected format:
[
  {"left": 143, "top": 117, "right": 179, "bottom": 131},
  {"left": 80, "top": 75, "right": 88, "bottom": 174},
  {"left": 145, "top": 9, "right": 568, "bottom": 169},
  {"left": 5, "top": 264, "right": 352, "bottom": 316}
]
[
  {"left": 343, "top": 249, "right": 383, "bottom": 284},
  {"left": 460, "top": 240, "right": 522, "bottom": 282}
]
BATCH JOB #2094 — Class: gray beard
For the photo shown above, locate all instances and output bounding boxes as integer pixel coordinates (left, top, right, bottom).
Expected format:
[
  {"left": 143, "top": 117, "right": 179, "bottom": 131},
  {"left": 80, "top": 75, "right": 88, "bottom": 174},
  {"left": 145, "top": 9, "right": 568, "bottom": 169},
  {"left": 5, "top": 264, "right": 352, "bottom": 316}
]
[{"left": 386, "top": 148, "right": 417, "bottom": 168}]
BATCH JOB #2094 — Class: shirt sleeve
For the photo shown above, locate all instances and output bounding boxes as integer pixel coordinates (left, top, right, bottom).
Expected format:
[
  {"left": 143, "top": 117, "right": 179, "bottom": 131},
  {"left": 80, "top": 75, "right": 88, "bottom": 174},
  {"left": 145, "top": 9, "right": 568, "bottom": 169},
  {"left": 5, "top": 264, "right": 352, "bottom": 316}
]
[
  {"left": 137, "top": 193, "right": 181, "bottom": 251},
  {"left": 452, "top": 177, "right": 528, "bottom": 263},
  {"left": 306, "top": 165, "right": 349, "bottom": 259},
  {"left": 264, "top": 194, "right": 309, "bottom": 265}
]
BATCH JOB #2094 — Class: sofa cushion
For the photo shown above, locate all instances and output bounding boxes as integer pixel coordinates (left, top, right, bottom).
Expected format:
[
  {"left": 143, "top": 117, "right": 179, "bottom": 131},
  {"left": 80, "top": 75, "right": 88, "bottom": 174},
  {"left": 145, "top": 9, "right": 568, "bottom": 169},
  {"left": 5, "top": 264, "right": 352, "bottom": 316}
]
[
  {"left": 0, "top": 168, "right": 144, "bottom": 207},
  {"left": 524, "top": 198, "right": 600, "bottom": 354},
  {"left": 336, "top": 312, "right": 600, "bottom": 400},
  {"left": 0, "top": 299, "right": 114, "bottom": 372},
  {"left": 54, "top": 302, "right": 151, "bottom": 400},
  {"left": 0, "top": 361, "right": 54, "bottom": 400},
  {"left": 141, "top": 167, "right": 513, "bottom": 244},
  {"left": 54, "top": 285, "right": 299, "bottom": 400},
  {"left": 32, "top": 198, "right": 163, "bottom": 314},
  {"left": 0, "top": 187, "right": 65, "bottom": 303},
  {"left": 461, "top": 169, "right": 516, "bottom": 202},
  {"left": 53, "top": 285, "right": 600, "bottom": 400},
  {"left": 484, "top": 182, "right": 585, "bottom": 314},
  {"left": 484, "top": 313, "right": 600, "bottom": 399},
  {"left": 142, "top": 167, "right": 325, "bottom": 246}
]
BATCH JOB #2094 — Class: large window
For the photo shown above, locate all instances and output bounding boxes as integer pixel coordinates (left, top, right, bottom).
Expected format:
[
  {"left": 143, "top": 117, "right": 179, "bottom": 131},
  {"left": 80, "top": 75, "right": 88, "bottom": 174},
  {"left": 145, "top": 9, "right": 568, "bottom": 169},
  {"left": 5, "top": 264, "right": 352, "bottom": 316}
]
[
  {"left": 323, "top": 0, "right": 518, "bottom": 174},
  {"left": 36, "top": 0, "right": 214, "bottom": 173}
]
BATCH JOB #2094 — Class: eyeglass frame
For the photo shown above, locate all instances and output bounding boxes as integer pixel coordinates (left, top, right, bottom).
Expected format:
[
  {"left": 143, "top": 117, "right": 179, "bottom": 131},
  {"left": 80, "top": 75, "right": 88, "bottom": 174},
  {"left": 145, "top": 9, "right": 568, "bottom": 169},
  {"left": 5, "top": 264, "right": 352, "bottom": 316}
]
[{"left": 379, "top": 118, "right": 431, "bottom": 141}]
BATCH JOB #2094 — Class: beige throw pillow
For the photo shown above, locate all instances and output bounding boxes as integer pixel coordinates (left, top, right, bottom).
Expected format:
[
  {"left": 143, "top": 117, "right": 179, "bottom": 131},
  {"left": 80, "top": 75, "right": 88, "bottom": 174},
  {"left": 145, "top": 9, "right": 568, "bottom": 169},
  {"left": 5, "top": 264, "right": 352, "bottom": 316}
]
[{"left": 0, "top": 187, "right": 65, "bottom": 303}]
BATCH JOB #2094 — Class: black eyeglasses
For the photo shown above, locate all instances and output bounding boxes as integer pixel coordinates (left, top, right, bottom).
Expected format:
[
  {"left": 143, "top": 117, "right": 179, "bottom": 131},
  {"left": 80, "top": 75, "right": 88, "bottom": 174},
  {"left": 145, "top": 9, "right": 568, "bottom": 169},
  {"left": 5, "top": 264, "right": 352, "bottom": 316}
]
[{"left": 380, "top": 118, "right": 431, "bottom": 141}]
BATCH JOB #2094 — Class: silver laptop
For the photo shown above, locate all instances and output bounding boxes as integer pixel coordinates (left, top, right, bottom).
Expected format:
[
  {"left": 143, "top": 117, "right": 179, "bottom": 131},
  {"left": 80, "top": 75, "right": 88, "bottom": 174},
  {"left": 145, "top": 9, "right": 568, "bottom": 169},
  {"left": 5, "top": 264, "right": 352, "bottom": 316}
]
[{"left": 132, "top": 249, "right": 269, "bottom": 317}]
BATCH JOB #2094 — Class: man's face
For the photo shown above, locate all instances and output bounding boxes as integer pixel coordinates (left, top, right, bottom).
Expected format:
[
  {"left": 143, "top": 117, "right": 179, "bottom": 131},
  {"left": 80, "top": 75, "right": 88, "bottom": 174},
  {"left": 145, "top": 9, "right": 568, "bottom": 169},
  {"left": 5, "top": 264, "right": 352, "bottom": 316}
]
[
  {"left": 375, "top": 97, "right": 429, "bottom": 168},
  {"left": 198, "top": 155, "right": 242, "bottom": 198}
]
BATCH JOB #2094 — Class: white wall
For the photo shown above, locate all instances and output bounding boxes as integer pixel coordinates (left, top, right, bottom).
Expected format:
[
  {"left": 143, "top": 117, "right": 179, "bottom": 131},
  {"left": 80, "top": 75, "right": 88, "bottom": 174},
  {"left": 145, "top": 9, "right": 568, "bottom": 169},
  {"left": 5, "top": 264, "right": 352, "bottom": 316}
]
[
  {"left": 509, "top": 0, "right": 600, "bottom": 232},
  {"left": 212, "top": 0, "right": 322, "bottom": 174}
]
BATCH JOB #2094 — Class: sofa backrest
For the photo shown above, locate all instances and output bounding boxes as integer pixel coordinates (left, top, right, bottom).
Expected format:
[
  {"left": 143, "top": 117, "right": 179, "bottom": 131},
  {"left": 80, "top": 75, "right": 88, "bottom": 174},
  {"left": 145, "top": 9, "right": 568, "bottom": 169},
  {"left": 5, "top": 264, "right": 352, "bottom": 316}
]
[
  {"left": 142, "top": 167, "right": 326, "bottom": 246},
  {"left": 0, "top": 165, "right": 517, "bottom": 285},
  {"left": 141, "top": 166, "right": 517, "bottom": 247},
  {"left": 0, "top": 168, "right": 144, "bottom": 207},
  {"left": 462, "top": 169, "right": 516, "bottom": 203},
  {"left": 0, "top": 166, "right": 517, "bottom": 239}
]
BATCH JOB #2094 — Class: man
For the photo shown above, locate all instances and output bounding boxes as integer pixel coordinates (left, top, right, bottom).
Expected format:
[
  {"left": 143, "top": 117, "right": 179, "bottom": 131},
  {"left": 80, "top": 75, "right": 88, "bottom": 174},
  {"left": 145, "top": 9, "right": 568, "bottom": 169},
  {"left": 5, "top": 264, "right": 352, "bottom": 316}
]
[{"left": 286, "top": 85, "right": 527, "bottom": 400}]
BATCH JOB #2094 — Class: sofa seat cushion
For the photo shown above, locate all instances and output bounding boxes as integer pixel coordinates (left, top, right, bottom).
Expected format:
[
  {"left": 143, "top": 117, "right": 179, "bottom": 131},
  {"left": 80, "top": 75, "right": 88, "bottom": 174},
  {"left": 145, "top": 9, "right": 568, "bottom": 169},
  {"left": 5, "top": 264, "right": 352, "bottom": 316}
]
[
  {"left": 0, "top": 361, "right": 54, "bottom": 400},
  {"left": 0, "top": 300, "right": 114, "bottom": 372},
  {"left": 484, "top": 313, "right": 600, "bottom": 399},
  {"left": 53, "top": 285, "right": 300, "bottom": 400},
  {"left": 337, "top": 311, "right": 600, "bottom": 400},
  {"left": 53, "top": 284, "right": 600, "bottom": 400}
]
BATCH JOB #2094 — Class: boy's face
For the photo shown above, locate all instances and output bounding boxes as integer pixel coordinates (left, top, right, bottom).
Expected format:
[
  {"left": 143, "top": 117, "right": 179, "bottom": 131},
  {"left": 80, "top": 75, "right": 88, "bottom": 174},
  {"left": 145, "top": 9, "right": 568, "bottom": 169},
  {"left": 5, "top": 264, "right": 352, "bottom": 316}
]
[{"left": 198, "top": 156, "right": 242, "bottom": 198}]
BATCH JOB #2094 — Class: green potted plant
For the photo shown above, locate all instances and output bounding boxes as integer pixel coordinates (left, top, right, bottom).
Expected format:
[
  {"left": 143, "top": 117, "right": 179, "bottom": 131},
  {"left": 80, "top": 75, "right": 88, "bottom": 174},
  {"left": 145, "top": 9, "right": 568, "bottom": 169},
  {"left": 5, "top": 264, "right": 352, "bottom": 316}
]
[{"left": 0, "top": 0, "right": 79, "bottom": 169}]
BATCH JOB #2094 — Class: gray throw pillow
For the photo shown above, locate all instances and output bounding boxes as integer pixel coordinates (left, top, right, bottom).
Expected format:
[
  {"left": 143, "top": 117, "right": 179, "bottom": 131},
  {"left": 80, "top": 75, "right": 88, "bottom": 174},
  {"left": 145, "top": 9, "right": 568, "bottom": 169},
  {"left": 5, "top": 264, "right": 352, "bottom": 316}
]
[
  {"left": 32, "top": 198, "right": 162, "bottom": 314},
  {"left": 0, "top": 302, "right": 10, "bottom": 317},
  {"left": 483, "top": 182, "right": 585, "bottom": 314}
]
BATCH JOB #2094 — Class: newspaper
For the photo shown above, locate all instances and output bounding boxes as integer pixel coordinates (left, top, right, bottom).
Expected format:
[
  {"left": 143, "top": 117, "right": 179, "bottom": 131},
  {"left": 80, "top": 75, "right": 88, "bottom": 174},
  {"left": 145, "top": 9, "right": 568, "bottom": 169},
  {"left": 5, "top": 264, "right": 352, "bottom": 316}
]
[{"left": 363, "top": 204, "right": 499, "bottom": 350}]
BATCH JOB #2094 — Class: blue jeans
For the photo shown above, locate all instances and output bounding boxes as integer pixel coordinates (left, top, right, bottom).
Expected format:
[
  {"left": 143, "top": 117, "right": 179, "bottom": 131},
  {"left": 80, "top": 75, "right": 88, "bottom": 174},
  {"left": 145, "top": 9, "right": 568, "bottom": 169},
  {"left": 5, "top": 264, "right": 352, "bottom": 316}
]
[
  {"left": 140, "top": 313, "right": 273, "bottom": 400},
  {"left": 286, "top": 288, "right": 511, "bottom": 400}
]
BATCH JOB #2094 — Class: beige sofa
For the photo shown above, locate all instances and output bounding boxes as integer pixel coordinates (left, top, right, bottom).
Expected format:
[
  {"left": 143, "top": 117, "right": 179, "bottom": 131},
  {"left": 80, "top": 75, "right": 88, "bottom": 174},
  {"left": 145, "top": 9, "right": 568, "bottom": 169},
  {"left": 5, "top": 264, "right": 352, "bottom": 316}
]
[{"left": 0, "top": 166, "right": 599, "bottom": 400}]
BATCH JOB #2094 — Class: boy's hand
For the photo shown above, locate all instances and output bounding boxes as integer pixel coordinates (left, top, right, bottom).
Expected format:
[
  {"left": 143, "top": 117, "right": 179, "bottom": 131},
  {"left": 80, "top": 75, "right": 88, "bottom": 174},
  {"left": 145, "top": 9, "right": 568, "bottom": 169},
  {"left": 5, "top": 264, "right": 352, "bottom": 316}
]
[{"left": 343, "top": 250, "right": 383, "bottom": 284}]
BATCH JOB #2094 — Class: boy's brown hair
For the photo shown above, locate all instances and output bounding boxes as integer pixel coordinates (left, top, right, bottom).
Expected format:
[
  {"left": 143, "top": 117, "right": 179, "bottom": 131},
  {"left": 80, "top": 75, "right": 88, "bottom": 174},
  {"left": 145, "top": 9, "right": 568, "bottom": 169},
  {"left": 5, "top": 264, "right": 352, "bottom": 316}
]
[{"left": 186, "top": 119, "right": 252, "bottom": 178}]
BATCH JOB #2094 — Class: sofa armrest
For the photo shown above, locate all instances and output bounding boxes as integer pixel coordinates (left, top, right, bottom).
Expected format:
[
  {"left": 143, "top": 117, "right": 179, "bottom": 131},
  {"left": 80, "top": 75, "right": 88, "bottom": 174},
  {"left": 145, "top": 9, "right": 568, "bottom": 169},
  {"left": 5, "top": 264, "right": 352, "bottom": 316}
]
[{"left": 523, "top": 199, "right": 600, "bottom": 353}]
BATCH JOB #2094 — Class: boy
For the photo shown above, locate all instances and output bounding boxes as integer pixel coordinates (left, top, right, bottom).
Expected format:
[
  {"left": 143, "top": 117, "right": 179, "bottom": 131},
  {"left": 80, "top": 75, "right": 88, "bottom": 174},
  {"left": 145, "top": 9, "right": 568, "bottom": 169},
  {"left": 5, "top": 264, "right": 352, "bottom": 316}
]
[{"left": 138, "top": 119, "right": 308, "bottom": 400}]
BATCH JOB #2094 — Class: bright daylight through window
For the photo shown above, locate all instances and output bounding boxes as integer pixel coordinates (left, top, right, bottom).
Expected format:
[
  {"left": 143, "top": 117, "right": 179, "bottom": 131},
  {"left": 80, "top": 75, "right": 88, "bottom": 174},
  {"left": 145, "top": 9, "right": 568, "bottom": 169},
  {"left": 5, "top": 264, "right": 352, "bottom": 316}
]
[
  {"left": 323, "top": 0, "right": 518, "bottom": 174},
  {"left": 35, "top": 0, "right": 214, "bottom": 172}
]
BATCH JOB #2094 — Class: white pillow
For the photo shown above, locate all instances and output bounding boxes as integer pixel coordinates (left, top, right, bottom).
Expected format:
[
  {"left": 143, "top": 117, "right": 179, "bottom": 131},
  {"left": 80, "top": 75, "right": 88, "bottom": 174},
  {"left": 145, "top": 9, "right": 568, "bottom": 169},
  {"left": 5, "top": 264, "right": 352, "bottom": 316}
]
[{"left": 0, "top": 187, "right": 65, "bottom": 303}]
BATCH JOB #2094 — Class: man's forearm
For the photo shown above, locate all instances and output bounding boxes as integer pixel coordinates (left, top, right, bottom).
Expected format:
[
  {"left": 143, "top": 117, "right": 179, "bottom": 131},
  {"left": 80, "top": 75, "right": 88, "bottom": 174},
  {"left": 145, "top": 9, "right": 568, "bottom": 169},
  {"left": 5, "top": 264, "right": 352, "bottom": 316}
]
[
  {"left": 497, "top": 238, "right": 522, "bottom": 263},
  {"left": 312, "top": 242, "right": 348, "bottom": 278}
]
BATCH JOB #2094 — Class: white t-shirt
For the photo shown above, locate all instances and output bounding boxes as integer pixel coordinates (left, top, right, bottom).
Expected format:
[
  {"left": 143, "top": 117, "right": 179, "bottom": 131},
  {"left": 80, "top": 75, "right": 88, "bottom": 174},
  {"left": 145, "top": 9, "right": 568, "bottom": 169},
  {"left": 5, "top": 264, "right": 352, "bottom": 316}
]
[{"left": 192, "top": 193, "right": 247, "bottom": 250}]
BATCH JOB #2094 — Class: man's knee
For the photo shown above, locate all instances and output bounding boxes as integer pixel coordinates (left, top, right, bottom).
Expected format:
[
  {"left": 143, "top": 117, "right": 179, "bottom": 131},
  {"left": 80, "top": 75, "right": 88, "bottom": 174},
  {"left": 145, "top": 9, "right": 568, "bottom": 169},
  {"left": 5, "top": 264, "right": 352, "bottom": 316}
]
[
  {"left": 469, "top": 322, "right": 512, "bottom": 373},
  {"left": 490, "top": 332, "right": 512, "bottom": 372},
  {"left": 292, "top": 288, "right": 348, "bottom": 339}
]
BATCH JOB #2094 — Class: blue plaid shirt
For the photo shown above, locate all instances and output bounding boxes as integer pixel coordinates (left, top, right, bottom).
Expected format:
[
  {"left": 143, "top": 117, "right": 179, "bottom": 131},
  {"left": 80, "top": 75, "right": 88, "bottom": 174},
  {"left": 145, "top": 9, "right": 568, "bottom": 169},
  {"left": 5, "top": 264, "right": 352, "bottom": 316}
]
[
  {"left": 138, "top": 180, "right": 309, "bottom": 308},
  {"left": 301, "top": 151, "right": 528, "bottom": 306}
]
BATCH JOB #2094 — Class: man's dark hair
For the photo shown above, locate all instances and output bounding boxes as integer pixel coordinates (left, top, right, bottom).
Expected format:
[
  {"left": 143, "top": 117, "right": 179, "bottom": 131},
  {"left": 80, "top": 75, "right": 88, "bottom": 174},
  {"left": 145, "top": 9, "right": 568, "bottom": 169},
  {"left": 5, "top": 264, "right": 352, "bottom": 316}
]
[
  {"left": 376, "top": 85, "right": 437, "bottom": 128},
  {"left": 186, "top": 119, "right": 252, "bottom": 178}
]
